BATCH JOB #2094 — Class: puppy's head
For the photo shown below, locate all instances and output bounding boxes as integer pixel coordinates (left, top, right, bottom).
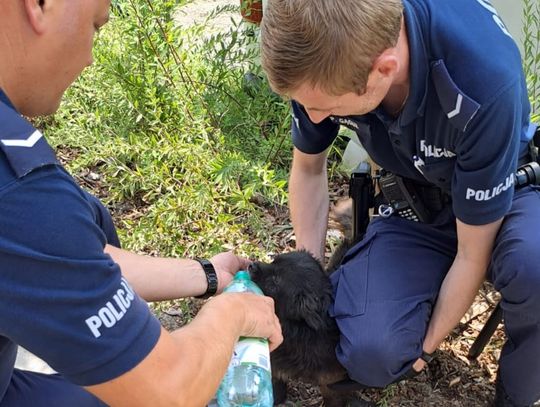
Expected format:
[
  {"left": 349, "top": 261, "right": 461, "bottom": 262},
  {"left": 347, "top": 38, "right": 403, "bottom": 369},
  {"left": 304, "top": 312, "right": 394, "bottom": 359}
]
[{"left": 250, "top": 251, "right": 334, "bottom": 331}]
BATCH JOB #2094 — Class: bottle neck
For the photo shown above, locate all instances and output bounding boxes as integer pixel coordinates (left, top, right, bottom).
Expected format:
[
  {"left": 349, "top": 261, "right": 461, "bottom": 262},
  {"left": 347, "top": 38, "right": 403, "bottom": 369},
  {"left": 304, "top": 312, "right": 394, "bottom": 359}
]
[{"left": 234, "top": 270, "right": 250, "bottom": 281}]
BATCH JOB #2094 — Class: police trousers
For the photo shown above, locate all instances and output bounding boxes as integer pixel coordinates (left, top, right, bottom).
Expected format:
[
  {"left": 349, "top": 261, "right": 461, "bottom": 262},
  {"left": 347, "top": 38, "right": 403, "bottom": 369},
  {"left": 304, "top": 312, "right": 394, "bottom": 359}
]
[
  {"left": 0, "top": 192, "right": 117, "bottom": 407},
  {"left": 329, "top": 186, "right": 540, "bottom": 406},
  {"left": 0, "top": 369, "right": 107, "bottom": 407}
]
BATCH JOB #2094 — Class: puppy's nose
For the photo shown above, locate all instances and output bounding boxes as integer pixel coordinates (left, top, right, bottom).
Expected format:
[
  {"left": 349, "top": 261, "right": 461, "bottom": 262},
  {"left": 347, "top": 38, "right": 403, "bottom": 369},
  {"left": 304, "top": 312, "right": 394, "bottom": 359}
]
[{"left": 247, "top": 262, "right": 260, "bottom": 279}]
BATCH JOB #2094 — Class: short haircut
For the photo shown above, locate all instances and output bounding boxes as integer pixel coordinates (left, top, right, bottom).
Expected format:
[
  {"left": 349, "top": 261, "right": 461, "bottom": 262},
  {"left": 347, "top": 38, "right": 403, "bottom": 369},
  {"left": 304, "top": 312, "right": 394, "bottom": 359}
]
[{"left": 260, "top": 0, "right": 403, "bottom": 96}]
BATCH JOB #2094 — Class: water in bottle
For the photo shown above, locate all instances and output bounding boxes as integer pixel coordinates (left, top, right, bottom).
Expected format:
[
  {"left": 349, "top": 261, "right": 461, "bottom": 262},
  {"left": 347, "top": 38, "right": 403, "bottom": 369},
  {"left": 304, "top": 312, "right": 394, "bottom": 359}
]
[{"left": 216, "top": 271, "right": 273, "bottom": 407}]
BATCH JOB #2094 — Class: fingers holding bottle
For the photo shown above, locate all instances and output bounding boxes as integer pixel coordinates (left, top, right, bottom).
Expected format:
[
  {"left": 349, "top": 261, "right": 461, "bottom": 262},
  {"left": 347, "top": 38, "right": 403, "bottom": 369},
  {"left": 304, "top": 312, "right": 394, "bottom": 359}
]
[
  {"left": 208, "top": 292, "right": 283, "bottom": 351},
  {"left": 210, "top": 251, "right": 252, "bottom": 292}
]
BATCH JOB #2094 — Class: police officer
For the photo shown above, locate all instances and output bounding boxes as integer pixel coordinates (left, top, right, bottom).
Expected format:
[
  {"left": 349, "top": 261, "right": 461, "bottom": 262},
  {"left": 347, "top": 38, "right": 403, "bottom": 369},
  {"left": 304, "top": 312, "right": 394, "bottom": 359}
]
[
  {"left": 260, "top": 0, "right": 540, "bottom": 406},
  {"left": 0, "top": 1, "right": 282, "bottom": 406}
]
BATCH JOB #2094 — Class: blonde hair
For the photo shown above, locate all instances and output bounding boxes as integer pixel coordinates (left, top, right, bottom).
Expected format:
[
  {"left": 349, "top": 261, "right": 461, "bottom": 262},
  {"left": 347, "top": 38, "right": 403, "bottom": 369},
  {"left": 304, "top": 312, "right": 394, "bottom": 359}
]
[{"left": 260, "top": 0, "right": 403, "bottom": 96}]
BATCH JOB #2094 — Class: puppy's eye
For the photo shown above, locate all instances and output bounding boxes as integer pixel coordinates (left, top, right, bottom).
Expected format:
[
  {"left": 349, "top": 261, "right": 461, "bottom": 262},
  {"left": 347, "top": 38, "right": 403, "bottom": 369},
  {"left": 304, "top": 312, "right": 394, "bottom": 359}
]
[
  {"left": 266, "top": 275, "right": 281, "bottom": 293},
  {"left": 257, "top": 275, "right": 279, "bottom": 296}
]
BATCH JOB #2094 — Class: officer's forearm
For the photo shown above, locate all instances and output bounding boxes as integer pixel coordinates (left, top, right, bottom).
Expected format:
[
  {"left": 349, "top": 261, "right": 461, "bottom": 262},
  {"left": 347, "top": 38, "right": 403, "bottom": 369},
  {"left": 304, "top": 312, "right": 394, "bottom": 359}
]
[
  {"left": 421, "top": 256, "right": 486, "bottom": 353},
  {"left": 87, "top": 296, "right": 245, "bottom": 407},
  {"left": 289, "top": 150, "right": 329, "bottom": 261},
  {"left": 421, "top": 218, "right": 503, "bottom": 357},
  {"left": 105, "top": 245, "right": 207, "bottom": 301}
]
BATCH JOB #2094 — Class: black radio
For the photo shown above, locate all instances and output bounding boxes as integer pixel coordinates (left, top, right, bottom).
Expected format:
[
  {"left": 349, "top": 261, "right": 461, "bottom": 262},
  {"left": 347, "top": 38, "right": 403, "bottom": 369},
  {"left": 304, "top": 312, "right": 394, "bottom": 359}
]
[{"left": 377, "top": 170, "right": 432, "bottom": 223}]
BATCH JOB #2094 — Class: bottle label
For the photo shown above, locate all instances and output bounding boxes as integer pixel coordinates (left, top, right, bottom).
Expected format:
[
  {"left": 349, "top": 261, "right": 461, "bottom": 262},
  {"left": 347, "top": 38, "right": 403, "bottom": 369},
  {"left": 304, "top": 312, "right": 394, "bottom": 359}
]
[{"left": 230, "top": 338, "right": 271, "bottom": 372}]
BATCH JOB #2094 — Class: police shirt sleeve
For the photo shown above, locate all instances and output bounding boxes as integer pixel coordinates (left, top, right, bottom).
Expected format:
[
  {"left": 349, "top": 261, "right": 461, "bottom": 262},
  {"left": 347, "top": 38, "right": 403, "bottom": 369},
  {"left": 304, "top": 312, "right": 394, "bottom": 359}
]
[
  {"left": 0, "top": 168, "right": 161, "bottom": 386},
  {"left": 291, "top": 100, "right": 340, "bottom": 154},
  {"left": 452, "top": 80, "right": 525, "bottom": 225}
]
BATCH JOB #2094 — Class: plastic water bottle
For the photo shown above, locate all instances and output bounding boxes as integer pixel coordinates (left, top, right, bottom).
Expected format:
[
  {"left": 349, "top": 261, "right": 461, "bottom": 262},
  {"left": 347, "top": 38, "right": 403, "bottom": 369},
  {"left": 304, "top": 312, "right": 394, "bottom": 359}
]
[{"left": 216, "top": 271, "right": 273, "bottom": 407}]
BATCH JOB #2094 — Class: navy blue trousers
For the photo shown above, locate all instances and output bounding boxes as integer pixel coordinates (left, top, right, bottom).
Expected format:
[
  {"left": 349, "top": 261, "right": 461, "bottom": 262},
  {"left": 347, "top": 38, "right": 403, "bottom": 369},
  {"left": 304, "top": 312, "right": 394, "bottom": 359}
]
[
  {"left": 0, "top": 369, "right": 107, "bottom": 407},
  {"left": 0, "top": 191, "right": 117, "bottom": 407},
  {"left": 330, "top": 186, "right": 540, "bottom": 405}
]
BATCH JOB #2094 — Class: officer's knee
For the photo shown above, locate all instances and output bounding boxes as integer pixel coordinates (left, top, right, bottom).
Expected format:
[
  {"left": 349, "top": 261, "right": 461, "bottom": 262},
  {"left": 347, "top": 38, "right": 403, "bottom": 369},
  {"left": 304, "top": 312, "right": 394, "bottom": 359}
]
[
  {"left": 498, "top": 243, "right": 540, "bottom": 311},
  {"left": 338, "top": 329, "right": 420, "bottom": 388}
]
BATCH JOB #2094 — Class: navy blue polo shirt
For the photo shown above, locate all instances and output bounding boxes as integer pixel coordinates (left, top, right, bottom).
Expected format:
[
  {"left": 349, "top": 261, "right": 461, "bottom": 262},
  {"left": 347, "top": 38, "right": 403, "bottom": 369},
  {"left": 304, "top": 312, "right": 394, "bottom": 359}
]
[
  {"left": 291, "top": 0, "right": 532, "bottom": 225},
  {"left": 0, "top": 90, "right": 161, "bottom": 396}
]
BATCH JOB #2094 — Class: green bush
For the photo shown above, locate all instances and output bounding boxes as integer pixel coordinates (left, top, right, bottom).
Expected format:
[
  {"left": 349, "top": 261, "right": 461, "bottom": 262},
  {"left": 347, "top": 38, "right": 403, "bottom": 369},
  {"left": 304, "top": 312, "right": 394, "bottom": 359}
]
[
  {"left": 524, "top": 0, "right": 540, "bottom": 120},
  {"left": 45, "top": 0, "right": 291, "bottom": 259}
]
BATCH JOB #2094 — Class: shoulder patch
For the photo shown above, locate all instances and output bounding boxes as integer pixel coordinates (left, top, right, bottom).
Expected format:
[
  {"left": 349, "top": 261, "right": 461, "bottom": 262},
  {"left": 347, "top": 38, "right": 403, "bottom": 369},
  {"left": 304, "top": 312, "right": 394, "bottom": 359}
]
[
  {"left": 0, "top": 102, "right": 58, "bottom": 178},
  {"left": 431, "top": 60, "right": 481, "bottom": 132}
]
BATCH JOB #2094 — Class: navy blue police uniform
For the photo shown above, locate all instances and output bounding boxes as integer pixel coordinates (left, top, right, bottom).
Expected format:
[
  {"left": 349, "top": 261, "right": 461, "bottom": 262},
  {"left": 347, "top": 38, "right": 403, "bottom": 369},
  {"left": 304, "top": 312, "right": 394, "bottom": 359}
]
[
  {"left": 291, "top": 0, "right": 540, "bottom": 404},
  {"left": 0, "top": 90, "right": 162, "bottom": 406}
]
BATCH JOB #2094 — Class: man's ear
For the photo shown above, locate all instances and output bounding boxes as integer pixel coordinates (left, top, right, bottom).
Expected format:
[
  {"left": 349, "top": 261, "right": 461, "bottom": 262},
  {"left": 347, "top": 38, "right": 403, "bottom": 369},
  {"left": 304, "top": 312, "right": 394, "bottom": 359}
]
[
  {"left": 372, "top": 49, "right": 399, "bottom": 80},
  {"left": 23, "top": 0, "right": 47, "bottom": 35}
]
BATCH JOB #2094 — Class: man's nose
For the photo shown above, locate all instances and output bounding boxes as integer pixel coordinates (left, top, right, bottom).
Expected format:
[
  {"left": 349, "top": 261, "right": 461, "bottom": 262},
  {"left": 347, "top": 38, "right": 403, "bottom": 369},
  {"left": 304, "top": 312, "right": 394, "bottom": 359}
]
[{"left": 306, "top": 109, "right": 330, "bottom": 124}]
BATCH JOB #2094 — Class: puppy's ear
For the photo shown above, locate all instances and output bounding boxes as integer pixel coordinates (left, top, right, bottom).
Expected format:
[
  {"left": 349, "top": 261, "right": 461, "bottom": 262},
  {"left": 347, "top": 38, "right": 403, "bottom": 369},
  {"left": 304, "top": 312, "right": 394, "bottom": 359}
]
[{"left": 293, "top": 293, "right": 326, "bottom": 330}]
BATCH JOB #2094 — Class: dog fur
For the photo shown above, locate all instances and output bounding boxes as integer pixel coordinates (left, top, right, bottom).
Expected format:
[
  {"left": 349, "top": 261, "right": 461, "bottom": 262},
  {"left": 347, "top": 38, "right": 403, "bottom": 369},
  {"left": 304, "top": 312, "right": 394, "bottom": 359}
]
[
  {"left": 249, "top": 200, "right": 367, "bottom": 406},
  {"left": 250, "top": 251, "right": 351, "bottom": 406}
]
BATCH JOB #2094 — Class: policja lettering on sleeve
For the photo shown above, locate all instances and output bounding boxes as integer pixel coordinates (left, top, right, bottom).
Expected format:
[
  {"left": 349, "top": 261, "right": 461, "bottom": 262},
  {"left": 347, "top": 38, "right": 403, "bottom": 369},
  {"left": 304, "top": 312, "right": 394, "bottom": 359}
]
[
  {"left": 85, "top": 278, "right": 136, "bottom": 338},
  {"left": 465, "top": 173, "right": 515, "bottom": 202}
]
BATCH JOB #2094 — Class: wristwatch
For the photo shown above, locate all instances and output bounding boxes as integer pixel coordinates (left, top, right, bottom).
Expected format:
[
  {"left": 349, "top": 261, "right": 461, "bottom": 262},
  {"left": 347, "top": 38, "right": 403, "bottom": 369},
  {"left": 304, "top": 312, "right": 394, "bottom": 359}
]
[{"left": 194, "top": 258, "right": 218, "bottom": 299}]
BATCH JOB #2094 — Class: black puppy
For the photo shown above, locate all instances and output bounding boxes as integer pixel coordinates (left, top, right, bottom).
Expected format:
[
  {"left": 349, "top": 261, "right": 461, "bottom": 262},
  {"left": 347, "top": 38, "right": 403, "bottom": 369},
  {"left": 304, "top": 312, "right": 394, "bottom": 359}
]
[{"left": 250, "top": 249, "right": 363, "bottom": 407}]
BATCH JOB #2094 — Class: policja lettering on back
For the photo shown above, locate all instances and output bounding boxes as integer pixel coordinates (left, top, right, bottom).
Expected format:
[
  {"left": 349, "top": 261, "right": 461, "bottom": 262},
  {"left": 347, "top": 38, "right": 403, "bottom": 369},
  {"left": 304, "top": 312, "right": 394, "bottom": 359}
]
[{"left": 85, "top": 278, "right": 136, "bottom": 338}]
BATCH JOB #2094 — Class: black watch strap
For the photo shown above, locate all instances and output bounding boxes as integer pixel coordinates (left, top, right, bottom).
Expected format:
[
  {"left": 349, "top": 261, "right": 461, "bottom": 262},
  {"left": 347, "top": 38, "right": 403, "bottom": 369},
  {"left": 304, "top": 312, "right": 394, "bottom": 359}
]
[
  {"left": 195, "top": 258, "right": 218, "bottom": 299},
  {"left": 420, "top": 350, "right": 435, "bottom": 364}
]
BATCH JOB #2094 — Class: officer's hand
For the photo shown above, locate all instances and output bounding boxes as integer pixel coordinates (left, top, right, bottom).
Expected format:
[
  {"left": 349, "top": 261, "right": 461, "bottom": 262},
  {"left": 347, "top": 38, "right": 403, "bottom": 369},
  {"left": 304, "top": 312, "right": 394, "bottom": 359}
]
[
  {"left": 210, "top": 251, "right": 251, "bottom": 293},
  {"left": 208, "top": 292, "right": 283, "bottom": 351},
  {"left": 412, "top": 358, "right": 426, "bottom": 372}
]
